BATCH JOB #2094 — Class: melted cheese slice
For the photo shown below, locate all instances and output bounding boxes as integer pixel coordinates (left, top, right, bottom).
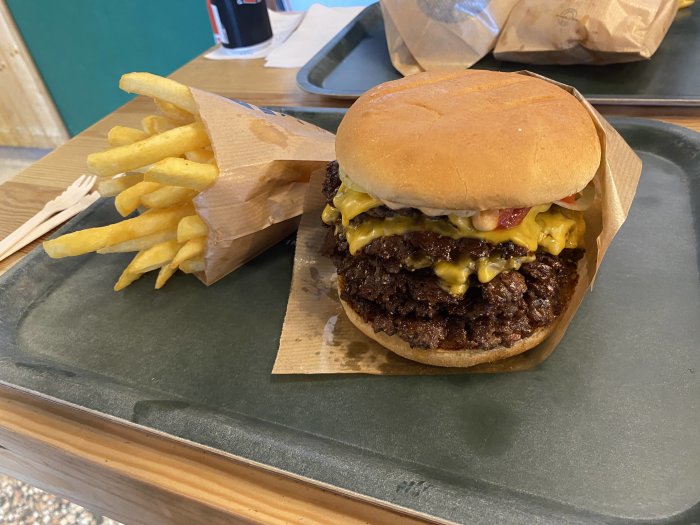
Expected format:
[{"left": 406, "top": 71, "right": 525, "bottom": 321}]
[
  {"left": 336, "top": 204, "right": 584, "bottom": 256},
  {"left": 430, "top": 254, "right": 536, "bottom": 295},
  {"left": 332, "top": 183, "right": 382, "bottom": 226},
  {"left": 322, "top": 184, "right": 585, "bottom": 295}
]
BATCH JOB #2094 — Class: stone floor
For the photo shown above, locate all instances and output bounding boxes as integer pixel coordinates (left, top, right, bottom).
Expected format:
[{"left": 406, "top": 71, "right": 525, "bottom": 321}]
[
  {"left": 0, "top": 146, "right": 122, "bottom": 525},
  {"left": 0, "top": 476, "right": 120, "bottom": 525}
]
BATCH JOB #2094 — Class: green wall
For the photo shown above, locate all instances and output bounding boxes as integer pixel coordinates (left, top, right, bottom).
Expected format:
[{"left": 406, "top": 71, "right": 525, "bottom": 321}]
[{"left": 7, "top": 1, "right": 214, "bottom": 136}]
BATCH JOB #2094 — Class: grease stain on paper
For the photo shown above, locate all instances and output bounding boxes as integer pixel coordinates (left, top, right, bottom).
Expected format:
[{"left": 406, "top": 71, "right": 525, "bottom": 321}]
[
  {"left": 249, "top": 119, "right": 288, "bottom": 148},
  {"left": 323, "top": 315, "right": 340, "bottom": 347}
]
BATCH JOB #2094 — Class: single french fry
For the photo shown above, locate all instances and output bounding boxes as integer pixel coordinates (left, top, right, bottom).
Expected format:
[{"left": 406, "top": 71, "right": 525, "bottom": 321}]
[
  {"left": 155, "top": 263, "right": 177, "bottom": 289},
  {"left": 179, "top": 257, "right": 204, "bottom": 274},
  {"left": 87, "top": 121, "right": 210, "bottom": 177},
  {"left": 119, "top": 72, "right": 197, "bottom": 114},
  {"left": 115, "top": 181, "right": 162, "bottom": 217},
  {"left": 130, "top": 239, "right": 181, "bottom": 274},
  {"left": 97, "top": 229, "right": 176, "bottom": 254},
  {"left": 114, "top": 252, "right": 144, "bottom": 292},
  {"left": 43, "top": 204, "right": 194, "bottom": 258},
  {"left": 170, "top": 236, "right": 206, "bottom": 269},
  {"left": 114, "top": 270, "right": 142, "bottom": 291},
  {"left": 97, "top": 173, "right": 143, "bottom": 197},
  {"left": 142, "top": 114, "right": 176, "bottom": 135},
  {"left": 140, "top": 186, "right": 197, "bottom": 209},
  {"left": 154, "top": 99, "right": 194, "bottom": 124},
  {"left": 177, "top": 215, "right": 208, "bottom": 243},
  {"left": 107, "top": 126, "right": 147, "bottom": 147},
  {"left": 144, "top": 157, "right": 218, "bottom": 191},
  {"left": 184, "top": 148, "right": 215, "bottom": 164}
]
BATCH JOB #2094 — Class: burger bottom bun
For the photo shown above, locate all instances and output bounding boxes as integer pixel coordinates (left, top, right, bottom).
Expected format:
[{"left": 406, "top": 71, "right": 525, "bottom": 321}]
[{"left": 339, "top": 297, "right": 555, "bottom": 368}]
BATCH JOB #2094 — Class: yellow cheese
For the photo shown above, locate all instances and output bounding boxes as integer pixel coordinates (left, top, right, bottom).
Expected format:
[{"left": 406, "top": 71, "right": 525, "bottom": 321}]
[
  {"left": 322, "top": 183, "right": 585, "bottom": 296},
  {"left": 417, "top": 254, "right": 536, "bottom": 296},
  {"left": 341, "top": 205, "right": 584, "bottom": 256},
  {"left": 433, "top": 258, "right": 475, "bottom": 287},
  {"left": 325, "top": 185, "right": 584, "bottom": 256},
  {"left": 322, "top": 204, "right": 340, "bottom": 224},
  {"left": 332, "top": 183, "right": 382, "bottom": 226}
]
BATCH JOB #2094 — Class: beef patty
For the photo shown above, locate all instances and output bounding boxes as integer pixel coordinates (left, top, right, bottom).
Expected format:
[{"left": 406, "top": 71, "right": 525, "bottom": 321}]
[{"left": 322, "top": 161, "right": 583, "bottom": 350}]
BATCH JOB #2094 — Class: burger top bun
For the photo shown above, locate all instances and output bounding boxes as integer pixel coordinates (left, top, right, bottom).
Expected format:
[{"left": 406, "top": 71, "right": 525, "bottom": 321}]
[{"left": 335, "top": 70, "right": 601, "bottom": 211}]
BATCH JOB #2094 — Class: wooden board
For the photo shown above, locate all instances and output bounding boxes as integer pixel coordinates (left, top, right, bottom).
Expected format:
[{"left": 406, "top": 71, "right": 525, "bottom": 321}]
[
  {"left": 0, "top": 386, "right": 433, "bottom": 525},
  {"left": 0, "top": 0, "right": 68, "bottom": 148}
]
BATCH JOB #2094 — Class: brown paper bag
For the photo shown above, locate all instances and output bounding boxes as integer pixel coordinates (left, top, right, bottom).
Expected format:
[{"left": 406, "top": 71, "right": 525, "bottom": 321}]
[
  {"left": 494, "top": 0, "right": 679, "bottom": 65},
  {"left": 273, "top": 72, "right": 642, "bottom": 375},
  {"left": 380, "top": 0, "right": 519, "bottom": 75},
  {"left": 188, "top": 89, "right": 336, "bottom": 285}
]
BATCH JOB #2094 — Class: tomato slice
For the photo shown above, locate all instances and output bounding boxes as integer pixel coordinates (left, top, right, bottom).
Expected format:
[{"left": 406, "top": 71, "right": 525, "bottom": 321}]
[
  {"left": 497, "top": 208, "right": 530, "bottom": 229},
  {"left": 560, "top": 194, "right": 577, "bottom": 204}
]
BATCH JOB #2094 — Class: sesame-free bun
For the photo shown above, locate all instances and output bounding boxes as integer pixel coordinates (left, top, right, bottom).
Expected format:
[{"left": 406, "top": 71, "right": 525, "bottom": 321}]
[
  {"left": 336, "top": 70, "right": 601, "bottom": 211},
  {"left": 340, "top": 296, "right": 553, "bottom": 368}
]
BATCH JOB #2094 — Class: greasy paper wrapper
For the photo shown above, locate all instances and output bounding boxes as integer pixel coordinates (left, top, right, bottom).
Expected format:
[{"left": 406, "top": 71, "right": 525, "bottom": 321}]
[
  {"left": 493, "top": 0, "right": 679, "bottom": 65},
  {"left": 380, "top": 0, "right": 518, "bottom": 75},
  {"left": 274, "top": 73, "right": 642, "bottom": 375},
  {"left": 189, "top": 89, "right": 336, "bottom": 285}
]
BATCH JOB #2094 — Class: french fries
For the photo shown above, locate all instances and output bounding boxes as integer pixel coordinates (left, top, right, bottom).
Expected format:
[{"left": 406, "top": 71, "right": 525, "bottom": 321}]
[
  {"left": 144, "top": 157, "right": 218, "bottom": 191},
  {"left": 155, "top": 263, "right": 178, "bottom": 289},
  {"left": 44, "top": 72, "right": 217, "bottom": 290},
  {"left": 142, "top": 115, "right": 176, "bottom": 135},
  {"left": 184, "top": 148, "right": 215, "bottom": 164},
  {"left": 108, "top": 126, "right": 147, "bottom": 147},
  {"left": 114, "top": 254, "right": 145, "bottom": 291},
  {"left": 180, "top": 258, "right": 205, "bottom": 274},
  {"left": 177, "top": 215, "right": 208, "bottom": 243},
  {"left": 87, "top": 122, "right": 210, "bottom": 177},
  {"left": 97, "top": 173, "right": 143, "bottom": 197},
  {"left": 171, "top": 237, "right": 206, "bottom": 269},
  {"left": 140, "top": 186, "right": 197, "bottom": 209},
  {"left": 44, "top": 204, "right": 193, "bottom": 258},
  {"left": 120, "top": 72, "right": 198, "bottom": 114},
  {"left": 97, "top": 229, "right": 177, "bottom": 254},
  {"left": 130, "top": 239, "right": 182, "bottom": 274},
  {"left": 115, "top": 181, "right": 162, "bottom": 216},
  {"left": 154, "top": 99, "right": 194, "bottom": 124}
]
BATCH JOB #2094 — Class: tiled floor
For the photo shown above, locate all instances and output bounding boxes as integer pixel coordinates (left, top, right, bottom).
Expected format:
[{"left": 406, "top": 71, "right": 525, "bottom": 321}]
[{"left": 0, "top": 146, "right": 122, "bottom": 525}]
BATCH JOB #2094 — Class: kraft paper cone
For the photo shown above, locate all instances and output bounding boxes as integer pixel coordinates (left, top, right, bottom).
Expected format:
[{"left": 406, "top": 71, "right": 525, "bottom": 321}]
[
  {"left": 380, "top": 0, "right": 518, "bottom": 75},
  {"left": 189, "top": 89, "right": 336, "bottom": 285},
  {"left": 273, "top": 72, "right": 642, "bottom": 375},
  {"left": 494, "top": 0, "right": 678, "bottom": 65}
]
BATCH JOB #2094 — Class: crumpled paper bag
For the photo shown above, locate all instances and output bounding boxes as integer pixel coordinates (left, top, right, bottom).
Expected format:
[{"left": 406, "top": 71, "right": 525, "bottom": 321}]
[
  {"left": 189, "top": 89, "right": 336, "bottom": 284},
  {"left": 273, "top": 72, "right": 642, "bottom": 375},
  {"left": 380, "top": 0, "right": 519, "bottom": 75},
  {"left": 494, "top": 0, "right": 679, "bottom": 64}
]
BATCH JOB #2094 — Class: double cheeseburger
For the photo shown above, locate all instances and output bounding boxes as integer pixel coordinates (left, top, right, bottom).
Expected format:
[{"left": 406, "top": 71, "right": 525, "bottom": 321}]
[{"left": 321, "top": 70, "right": 600, "bottom": 367}]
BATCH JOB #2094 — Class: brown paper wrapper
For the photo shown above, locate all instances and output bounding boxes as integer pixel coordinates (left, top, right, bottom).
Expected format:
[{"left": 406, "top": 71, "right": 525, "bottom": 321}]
[
  {"left": 380, "top": 0, "right": 518, "bottom": 75},
  {"left": 273, "top": 72, "right": 642, "bottom": 375},
  {"left": 494, "top": 0, "right": 679, "bottom": 65},
  {"left": 189, "top": 89, "right": 336, "bottom": 285}
]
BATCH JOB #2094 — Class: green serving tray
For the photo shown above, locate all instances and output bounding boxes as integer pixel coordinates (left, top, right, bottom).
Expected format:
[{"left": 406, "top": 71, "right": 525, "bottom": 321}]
[{"left": 0, "top": 112, "right": 698, "bottom": 523}]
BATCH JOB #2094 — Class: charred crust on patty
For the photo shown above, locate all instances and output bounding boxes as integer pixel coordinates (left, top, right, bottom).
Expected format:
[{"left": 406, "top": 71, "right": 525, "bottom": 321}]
[{"left": 322, "top": 163, "right": 583, "bottom": 352}]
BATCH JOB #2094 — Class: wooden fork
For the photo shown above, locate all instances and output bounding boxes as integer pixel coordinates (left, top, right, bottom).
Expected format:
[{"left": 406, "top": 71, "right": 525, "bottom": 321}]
[{"left": 0, "top": 174, "right": 96, "bottom": 260}]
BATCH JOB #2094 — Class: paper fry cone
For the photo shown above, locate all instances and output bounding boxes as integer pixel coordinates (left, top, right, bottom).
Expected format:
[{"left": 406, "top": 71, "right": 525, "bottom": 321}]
[{"left": 190, "top": 89, "right": 336, "bottom": 285}]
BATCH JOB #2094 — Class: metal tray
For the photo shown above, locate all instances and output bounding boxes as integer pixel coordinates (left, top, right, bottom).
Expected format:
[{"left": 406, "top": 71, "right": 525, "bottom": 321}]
[
  {"left": 1, "top": 113, "right": 699, "bottom": 524},
  {"left": 297, "top": 2, "right": 700, "bottom": 105}
]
